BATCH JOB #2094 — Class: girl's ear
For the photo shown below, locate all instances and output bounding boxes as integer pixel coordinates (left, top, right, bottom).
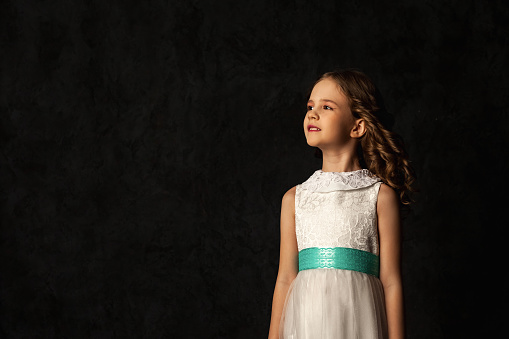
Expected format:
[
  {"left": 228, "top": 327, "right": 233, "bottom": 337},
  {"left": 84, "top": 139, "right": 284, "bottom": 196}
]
[{"left": 350, "top": 118, "right": 366, "bottom": 139}]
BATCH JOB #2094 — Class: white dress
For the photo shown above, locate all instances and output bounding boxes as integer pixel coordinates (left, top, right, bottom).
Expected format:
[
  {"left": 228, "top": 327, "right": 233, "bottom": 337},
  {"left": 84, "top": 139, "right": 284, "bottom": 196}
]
[{"left": 279, "top": 169, "right": 389, "bottom": 339}]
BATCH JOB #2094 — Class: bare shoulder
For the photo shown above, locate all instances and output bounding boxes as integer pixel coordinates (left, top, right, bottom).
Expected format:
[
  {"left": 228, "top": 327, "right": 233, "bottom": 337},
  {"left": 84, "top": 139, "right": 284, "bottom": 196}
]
[
  {"left": 281, "top": 186, "right": 297, "bottom": 213},
  {"left": 283, "top": 185, "right": 297, "bottom": 199},
  {"left": 377, "top": 183, "right": 399, "bottom": 209},
  {"left": 377, "top": 183, "right": 400, "bottom": 229}
]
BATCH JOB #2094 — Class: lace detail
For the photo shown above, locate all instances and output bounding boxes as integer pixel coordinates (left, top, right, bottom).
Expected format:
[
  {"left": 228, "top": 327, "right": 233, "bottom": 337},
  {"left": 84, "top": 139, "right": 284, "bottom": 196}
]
[
  {"left": 300, "top": 169, "right": 381, "bottom": 192},
  {"left": 295, "top": 169, "right": 383, "bottom": 254}
]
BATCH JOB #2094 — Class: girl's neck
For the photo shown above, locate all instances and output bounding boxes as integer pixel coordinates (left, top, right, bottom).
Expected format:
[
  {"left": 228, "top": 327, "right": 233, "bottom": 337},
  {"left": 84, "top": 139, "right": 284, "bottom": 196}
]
[{"left": 321, "top": 156, "right": 362, "bottom": 173}]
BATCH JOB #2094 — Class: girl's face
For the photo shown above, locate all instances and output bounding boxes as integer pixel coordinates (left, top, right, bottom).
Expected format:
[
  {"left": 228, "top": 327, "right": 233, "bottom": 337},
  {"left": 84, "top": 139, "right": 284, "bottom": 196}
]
[{"left": 304, "top": 78, "right": 358, "bottom": 150}]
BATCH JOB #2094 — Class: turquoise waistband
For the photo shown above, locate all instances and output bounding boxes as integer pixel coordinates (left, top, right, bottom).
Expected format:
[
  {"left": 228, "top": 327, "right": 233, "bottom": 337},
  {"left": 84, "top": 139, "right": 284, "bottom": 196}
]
[{"left": 298, "top": 247, "right": 380, "bottom": 278}]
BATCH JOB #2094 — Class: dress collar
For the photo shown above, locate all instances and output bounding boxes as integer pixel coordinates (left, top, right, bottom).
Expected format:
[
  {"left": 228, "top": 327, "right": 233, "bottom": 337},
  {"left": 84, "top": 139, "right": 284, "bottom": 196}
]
[{"left": 300, "top": 169, "right": 382, "bottom": 192}]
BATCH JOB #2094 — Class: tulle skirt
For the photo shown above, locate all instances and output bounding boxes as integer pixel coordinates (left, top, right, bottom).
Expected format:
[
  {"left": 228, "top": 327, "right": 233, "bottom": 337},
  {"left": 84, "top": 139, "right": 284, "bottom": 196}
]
[{"left": 279, "top": 268, "right": 388, "bottom": 339}]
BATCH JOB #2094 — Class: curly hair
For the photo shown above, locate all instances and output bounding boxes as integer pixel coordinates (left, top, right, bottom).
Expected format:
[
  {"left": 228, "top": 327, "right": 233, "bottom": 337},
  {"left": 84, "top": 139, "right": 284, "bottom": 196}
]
[{"left": 310, "top": 69, "right": 418, "bottom": 207}]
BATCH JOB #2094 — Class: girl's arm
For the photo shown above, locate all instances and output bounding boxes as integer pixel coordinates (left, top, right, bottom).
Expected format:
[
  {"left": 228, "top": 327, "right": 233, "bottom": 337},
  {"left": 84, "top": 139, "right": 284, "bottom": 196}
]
[
  {"left": 378, "top": 183, "right": 405, "bottom": 339},
  {"left": 268, "top": 186, "right": 299, "bottom": 339}
]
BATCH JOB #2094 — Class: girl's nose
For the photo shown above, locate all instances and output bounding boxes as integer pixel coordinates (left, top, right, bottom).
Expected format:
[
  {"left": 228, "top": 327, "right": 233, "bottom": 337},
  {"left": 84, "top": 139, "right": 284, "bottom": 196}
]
[{"left": 307, "top": 109, "right": 319, "bottom": 119}]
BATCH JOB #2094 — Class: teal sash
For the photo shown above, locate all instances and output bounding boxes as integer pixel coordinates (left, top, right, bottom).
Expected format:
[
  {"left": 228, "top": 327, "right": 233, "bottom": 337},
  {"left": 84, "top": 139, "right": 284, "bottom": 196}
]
[{"left": 298, "top": 247, "right": 380, "bottom": 278}]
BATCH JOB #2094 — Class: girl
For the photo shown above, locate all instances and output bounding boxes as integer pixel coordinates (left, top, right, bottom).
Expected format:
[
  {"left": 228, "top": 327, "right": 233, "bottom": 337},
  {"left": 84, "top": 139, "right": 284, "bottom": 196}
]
[{"left": 268, "top": 69, "right": 416, "bottom": 339}]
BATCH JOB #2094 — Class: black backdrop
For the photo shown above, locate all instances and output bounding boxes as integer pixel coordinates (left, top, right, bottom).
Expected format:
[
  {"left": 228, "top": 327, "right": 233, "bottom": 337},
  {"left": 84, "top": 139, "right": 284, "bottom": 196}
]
[{"left": 1, "top": 0, "right": 508, "bottom": 338}]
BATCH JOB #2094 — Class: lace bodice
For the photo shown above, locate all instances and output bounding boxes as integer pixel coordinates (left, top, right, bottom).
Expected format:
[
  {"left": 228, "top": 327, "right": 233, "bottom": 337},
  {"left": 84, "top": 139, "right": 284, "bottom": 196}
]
[{"left": 295, "top": 169, "right": 383, "bottom": 255}]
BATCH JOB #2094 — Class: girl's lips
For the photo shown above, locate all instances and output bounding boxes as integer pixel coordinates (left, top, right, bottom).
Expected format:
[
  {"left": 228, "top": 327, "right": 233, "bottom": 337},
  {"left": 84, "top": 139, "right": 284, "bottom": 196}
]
[{"left": 308, "top": 125, "right": 321, "bottom": 132}]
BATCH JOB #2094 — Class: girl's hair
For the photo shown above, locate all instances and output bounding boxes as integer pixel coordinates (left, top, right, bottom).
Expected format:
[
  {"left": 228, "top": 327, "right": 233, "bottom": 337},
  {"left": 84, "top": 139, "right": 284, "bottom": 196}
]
[{"left": 310, "top": 69, "right": 418, "bottom": 207}]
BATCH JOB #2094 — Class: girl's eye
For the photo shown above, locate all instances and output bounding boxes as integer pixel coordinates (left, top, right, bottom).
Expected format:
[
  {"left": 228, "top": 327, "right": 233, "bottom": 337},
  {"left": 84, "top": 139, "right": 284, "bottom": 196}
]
[
  {"left": 323, "top": 105, "right": 332, "bottom": 110},
  {"left": 307, "top": 105, "right": 314, "bottom": 111}
]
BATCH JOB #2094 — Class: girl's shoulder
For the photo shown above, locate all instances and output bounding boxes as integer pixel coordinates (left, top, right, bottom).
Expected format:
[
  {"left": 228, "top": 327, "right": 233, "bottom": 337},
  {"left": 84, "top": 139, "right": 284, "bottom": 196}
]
[
  {"left": 281, "top": 185, "right": 297, "bottom": 211},
  {"left": 282, "top": 185, "right": 297, "bottom": 200},
  {"left": 377, "top": 183, "right": 400, "bottom": 214}
]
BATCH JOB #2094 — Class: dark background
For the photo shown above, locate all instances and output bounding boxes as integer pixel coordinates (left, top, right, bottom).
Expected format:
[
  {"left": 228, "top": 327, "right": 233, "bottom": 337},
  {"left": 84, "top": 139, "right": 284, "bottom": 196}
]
[{"left": 1, "top": 0, "right": 508, "bottom": 338}]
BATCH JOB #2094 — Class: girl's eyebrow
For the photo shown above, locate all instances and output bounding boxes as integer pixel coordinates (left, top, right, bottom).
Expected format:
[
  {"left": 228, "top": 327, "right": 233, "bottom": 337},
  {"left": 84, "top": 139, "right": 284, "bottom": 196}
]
[
  {"left": 322, "top": 99, "right": 338, "bottom": 106},
  {"left": 307, "top": 99, "right": 339, "bottom": 106}
]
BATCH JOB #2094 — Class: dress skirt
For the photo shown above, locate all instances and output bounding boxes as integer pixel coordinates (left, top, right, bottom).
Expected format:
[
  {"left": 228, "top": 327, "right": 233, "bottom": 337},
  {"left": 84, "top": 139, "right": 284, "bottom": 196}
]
[{"left": 279, "top": 268, "right": 388, "bottom": 339}]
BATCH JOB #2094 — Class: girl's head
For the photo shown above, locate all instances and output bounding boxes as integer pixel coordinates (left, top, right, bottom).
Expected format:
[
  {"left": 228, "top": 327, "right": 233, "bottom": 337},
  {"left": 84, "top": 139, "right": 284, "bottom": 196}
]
[{"left": 305, "top": 69, "right": 417, "bottom": 206}]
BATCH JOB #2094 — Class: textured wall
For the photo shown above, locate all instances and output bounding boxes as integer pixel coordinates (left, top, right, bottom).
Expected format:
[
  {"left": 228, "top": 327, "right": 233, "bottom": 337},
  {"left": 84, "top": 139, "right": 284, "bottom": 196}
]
[{"left": 1, "top": 0, "right": 508, "bottom": 337}]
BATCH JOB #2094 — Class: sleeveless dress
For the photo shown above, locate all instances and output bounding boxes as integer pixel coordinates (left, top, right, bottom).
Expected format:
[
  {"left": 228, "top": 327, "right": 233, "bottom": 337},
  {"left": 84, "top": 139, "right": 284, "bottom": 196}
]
[{"left": 279, "top": 169, "right": 389, "bottom": 339}]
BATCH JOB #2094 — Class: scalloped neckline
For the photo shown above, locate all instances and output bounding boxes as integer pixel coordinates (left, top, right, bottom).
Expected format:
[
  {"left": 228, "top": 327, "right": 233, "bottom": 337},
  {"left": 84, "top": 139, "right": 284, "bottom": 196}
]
[
  {"left": 317, "top": 169, "right": 367, "bottom": 174},
  {"left": 301, "top": 168, "right": 382, "bottom": 192}
]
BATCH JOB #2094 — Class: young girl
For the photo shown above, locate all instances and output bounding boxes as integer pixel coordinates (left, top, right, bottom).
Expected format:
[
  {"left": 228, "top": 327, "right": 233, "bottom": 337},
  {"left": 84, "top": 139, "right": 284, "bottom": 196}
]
[{"left": 268, "top": 69, "right": 416, "bottom": 339}]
